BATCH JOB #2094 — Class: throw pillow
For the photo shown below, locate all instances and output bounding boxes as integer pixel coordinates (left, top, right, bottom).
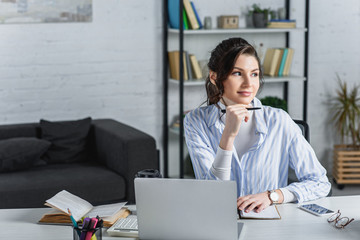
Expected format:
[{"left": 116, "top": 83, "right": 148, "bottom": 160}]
[
  {"left": 40, "top": 117, "right": 92, "bottom": 164},
  {"left": 0, "top": 137, "right": 51, "bottom": 172}
]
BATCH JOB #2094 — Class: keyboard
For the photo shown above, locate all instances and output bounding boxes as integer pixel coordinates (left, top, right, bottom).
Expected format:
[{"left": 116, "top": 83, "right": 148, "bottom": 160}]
[{"left": 107, "top": 216, "right": 139, "bottom": 237}]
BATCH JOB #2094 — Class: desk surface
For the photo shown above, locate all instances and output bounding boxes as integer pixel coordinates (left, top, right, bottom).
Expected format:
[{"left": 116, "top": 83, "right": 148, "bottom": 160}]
[
  {"left": 238, "top": 195, "right": 360, "bottom": 240},
  {"left": 2, "top": 195, "right": 360, "bottom": 240}
]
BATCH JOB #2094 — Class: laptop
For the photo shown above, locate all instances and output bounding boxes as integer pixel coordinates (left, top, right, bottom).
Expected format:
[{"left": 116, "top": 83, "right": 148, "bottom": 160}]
[{"left": 133, "top": 178, "right": 242, "bottom": 240}]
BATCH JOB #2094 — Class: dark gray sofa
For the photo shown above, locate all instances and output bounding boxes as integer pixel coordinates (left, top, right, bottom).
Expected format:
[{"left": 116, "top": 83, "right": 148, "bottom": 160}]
[{"left": 0, "top": 119, "right": 159, "bottom": 208}]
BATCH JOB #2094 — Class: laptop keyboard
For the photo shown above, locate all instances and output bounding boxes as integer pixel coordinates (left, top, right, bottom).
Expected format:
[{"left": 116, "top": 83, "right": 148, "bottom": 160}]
[{"left": 114, "top": 217, "right": 138, "bottom": 231}]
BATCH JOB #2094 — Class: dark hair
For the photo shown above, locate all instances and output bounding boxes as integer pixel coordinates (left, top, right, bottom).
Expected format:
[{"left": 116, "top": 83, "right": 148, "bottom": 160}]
[{"left": 205, "top": 37, "right": 264, "bottom": 105}]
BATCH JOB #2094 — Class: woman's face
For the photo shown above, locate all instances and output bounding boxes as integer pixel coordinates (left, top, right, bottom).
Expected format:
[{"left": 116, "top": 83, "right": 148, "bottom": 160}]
[{"left": 221, "top": 54, "right": 260, "bottom": 105}]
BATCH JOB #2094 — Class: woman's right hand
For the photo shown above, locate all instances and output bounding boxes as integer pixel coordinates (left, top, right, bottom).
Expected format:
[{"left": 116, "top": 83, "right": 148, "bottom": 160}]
[{"left": 219, "top": 104, "right": 250, "bottom": 150}]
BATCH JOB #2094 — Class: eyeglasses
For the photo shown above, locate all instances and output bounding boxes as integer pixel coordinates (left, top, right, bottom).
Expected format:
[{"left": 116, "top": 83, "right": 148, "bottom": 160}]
[{"left": 327, "top": 210, "right": 354, "bottom": 229}]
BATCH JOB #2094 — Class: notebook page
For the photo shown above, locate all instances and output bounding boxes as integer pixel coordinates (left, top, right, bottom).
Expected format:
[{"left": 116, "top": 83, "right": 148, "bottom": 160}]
[
  {"left": 240, "top": 205, "right": 281, "bottom": 219},
  {"left": 87, "top": 202, "right": 127, "bottom": 218},
  {"left": 45, "top": 190, "right": 93, "bottom": 222}
]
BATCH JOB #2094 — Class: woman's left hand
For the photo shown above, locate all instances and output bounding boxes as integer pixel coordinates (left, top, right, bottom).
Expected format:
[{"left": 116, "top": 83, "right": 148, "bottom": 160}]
[{"left": 237, "top": 192, "right": 271, "bottom": 213}]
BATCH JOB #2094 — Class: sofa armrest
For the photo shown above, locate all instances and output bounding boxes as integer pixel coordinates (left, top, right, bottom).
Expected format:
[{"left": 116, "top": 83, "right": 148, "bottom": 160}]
[{"left": 92, "top": 119, "right": 158, "bottom": 203}]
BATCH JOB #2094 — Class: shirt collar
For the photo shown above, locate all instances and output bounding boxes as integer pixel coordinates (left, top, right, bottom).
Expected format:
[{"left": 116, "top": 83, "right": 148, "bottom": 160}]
[
  {"left": 252, "top": 98, "right": 268, "bottom": 135},
  {"left": 205, "top": 104, "right": 223, "bottom": 128}
]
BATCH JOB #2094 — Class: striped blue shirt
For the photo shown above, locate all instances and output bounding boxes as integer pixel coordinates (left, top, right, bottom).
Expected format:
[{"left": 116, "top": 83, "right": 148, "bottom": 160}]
[{"left": 184, "top": 98, "right": 331, "bottom": 203}]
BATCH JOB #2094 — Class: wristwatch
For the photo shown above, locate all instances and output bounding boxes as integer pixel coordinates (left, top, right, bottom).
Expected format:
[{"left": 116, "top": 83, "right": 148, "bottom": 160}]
[{"left": 268, "top": 190, "right": 280, "bottom": 205}]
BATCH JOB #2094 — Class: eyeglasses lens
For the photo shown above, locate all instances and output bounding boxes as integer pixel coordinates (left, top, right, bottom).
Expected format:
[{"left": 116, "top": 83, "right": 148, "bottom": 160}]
[{"left": 327, "top": 212, "right": 340, "bottom": 223}]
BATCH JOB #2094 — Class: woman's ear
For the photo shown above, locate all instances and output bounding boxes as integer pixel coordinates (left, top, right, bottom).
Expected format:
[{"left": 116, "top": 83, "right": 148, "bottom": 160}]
[{"left": 209, "top": 71, "right": 217, "bottom": 86}]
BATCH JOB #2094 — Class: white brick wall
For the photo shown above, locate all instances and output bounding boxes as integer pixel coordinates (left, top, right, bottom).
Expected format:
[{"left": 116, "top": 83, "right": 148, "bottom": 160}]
[
  {"left": 0, "top": 0, "right": 163, "bottom": 148},
  {"left": 308, "top": 0, "right": 360, "bottom": 172},
  {"left": 0, "top": 0, "right": 358, "bottom": 175}
]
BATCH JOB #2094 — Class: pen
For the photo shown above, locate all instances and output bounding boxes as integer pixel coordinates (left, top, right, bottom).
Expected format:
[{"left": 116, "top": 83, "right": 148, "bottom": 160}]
[
  {"left": 85, "top": 217, "right": 98, "bottom": 240},
  {"left": 68, "top": 208, "right": 81, "bottom": 237},
  {"left": 80, "top": 218, "right": 91, "bottom": 240},
  {"left": 221, "top": 107, "right": 261, "bottom": 113}
]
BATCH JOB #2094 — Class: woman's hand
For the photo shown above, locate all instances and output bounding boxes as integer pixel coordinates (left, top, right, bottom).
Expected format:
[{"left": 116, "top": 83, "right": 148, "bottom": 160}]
[
  {"left": 220, "top": 104, "right": 250, "bottom": 150},
  {"left": 237, "top": 192, "right": 272, "bottom": 213},
  {"left": 237, "top": 190, "right": 284, "bottom": 213},
  {"left": 223, "top": 104, "right": 250, "bottom": 136}
]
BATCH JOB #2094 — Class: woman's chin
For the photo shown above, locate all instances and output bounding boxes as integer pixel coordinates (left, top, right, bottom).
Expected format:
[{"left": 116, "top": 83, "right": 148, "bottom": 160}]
[{"left": 222, "top": 97, "right": 253, "bottom": 106}]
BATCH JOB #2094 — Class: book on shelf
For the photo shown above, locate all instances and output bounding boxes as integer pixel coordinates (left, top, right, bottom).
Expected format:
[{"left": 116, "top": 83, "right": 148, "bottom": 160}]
[
  {"left": 185, "top": 52, "right": 193, "bottom": 80},
  {"left": 274, "top": 48, "right": 284, "bottom": 76},
  {"left": 168, "top": 0, "right": 184, "bottom": 29},
  {"left": 278, "top": 48, "right": 288, "bottom": 77},
  {"left": 183, "top": 9, "right": 189, "bottom": 30},
  {"left": 263, "top": 48, "right": 282, "bottom": 77},
  {"left": 168, "top": 0, "right": 179, "bottom": 29},
  {"left": 267, "top": 19, "right": 296, "bottom": 28},
  {"left": 262, "top": 48, "right": 275, "bottom": 76},
  {"left": 183, "top": 51, "right": 189, "bottom": 80},
  {"left": 183, "top": 0, "right": 200, "bottom": 29},
  {"left": 190, "top": 1, "right": 202, "bottom": 29},
  {"left": 189, "top": 54, "right": 203, "bottom": 79},
  {"left": 263, "top": 48, "right": 294, "bottom": 77},
  {"left": 168, "top": 0, "right": 201, "bottom": 30},
  {"left": 283, "top": 48, "right": 294, "bottom": 76},
  {"left": 168, "top": 51, "right": 188, "bottom": 80},
  {"left": 38, "top": 190, "right": 130, "bottom": 228}
]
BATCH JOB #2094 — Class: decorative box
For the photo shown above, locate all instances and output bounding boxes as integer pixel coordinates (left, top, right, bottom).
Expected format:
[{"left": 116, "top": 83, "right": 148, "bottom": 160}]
[{"left": 218, "top": 15, "right": 239, "bottom": 29}]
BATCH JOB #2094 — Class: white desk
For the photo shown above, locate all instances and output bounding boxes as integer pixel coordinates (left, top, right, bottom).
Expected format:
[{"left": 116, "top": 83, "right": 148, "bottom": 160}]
[
  {"left": 1, "top": 208, "right": 134, "bottom": 240},
  {"left": 2, "top": 195, "right": 360, "bottom": 240},
  {"left": 238, "top": 195, "right": 360, "bottom": 240}
]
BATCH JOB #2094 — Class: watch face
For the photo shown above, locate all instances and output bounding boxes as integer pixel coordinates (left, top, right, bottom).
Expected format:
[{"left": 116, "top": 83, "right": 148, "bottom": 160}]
[{"left": 270, "top": 191, "right": 279, "bottom": 202}]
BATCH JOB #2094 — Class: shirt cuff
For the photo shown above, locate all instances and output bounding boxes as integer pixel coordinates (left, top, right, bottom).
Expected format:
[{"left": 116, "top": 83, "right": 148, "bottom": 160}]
[
  {"left": 210, "top": 146, "right": 232, "bottom": 180},
  {"left": 279, "top": 188, "right": 297, "bottom": 203},
  {"left": 213, "top": 146, "right": 232, "bottom": 168}
]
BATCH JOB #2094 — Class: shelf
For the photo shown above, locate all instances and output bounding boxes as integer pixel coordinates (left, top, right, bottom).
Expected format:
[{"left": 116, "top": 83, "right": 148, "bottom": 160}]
[
  {"left": 169, "top": 78, "right": 205, "bottom": 86},
  {"left": 169, "top": 28, "right": 307, "bottom": 35},
  {"left": 264, "top": 75, "right": 306, "bottom": 83},
  {"left": 169, "top": 76, "right": 305, "bottom": 86}
]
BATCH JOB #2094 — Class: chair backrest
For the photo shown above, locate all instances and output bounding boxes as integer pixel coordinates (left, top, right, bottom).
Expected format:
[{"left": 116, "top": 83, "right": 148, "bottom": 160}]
[{"left": 293, "top": 119, "right": 310, "bottom": 143}]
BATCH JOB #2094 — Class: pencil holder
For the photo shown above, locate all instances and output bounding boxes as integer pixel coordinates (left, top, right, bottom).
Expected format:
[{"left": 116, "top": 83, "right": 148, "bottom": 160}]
[{"left": 73, "top": 226, "right": 102, "bottom": 240}]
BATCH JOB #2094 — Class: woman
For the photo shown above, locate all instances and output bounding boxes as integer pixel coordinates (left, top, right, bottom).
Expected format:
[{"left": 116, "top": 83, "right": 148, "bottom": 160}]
[{"left": 184, "top": 37, "right": 330, "bottom": 213}]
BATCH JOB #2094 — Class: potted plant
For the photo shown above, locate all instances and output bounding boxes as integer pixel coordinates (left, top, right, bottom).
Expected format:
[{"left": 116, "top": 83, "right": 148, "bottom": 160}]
[
  {"left": 329, "top": 74, "right": 360, "bottom": 189},
  {"left": 260, "top": 96, "right": 287, "bottom": 112},
  {"left": 249, "top": 4, "right": 270, "bottom": 28}
]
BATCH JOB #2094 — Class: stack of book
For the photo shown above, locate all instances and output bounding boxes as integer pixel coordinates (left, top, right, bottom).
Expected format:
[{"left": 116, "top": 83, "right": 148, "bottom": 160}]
[
  {"left": 168, "top": 51, "right": 203, "bottom": 81},
  {"left": 168, "top": 0, "right": 202, "bottom": 30},
  {"left": 263, "top": 48, "right": 294, "bottom": 77},
  {"left": 267, "top": 19, "right": 296, "bottom": 28}
]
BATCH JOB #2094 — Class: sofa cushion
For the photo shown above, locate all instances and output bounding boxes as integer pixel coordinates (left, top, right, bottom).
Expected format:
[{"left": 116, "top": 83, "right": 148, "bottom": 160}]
[
  {"left": 0, "top": 137, "right": 51, "bottom": 173},
  {"left": 0, "top": 162, "right": 126, "bottom": 208},
  {"left": 40, "top": 117, "right": 92, "bottom": 164}
]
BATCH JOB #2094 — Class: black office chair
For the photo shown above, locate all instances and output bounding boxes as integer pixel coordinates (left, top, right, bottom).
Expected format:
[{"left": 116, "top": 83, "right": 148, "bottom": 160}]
[{"left": 293, "top": 119, "right": 310, "bottom": 142}]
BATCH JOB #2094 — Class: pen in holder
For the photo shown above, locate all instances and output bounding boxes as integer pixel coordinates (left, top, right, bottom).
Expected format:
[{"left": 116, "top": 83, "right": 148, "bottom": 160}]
[{"left": 73, "top": 226, "right": 102, "bottom": 240}]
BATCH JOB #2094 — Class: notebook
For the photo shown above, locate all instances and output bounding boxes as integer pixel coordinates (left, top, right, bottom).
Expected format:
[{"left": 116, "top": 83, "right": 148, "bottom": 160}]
[{"left": 134, "top": 178, "right": 242, "bottom": 240}]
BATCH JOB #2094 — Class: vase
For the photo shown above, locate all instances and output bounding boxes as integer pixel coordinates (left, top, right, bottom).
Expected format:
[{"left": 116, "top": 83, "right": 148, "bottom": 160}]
[{"left": 252, "top": 13, "right": 267, "bottom": 28}]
